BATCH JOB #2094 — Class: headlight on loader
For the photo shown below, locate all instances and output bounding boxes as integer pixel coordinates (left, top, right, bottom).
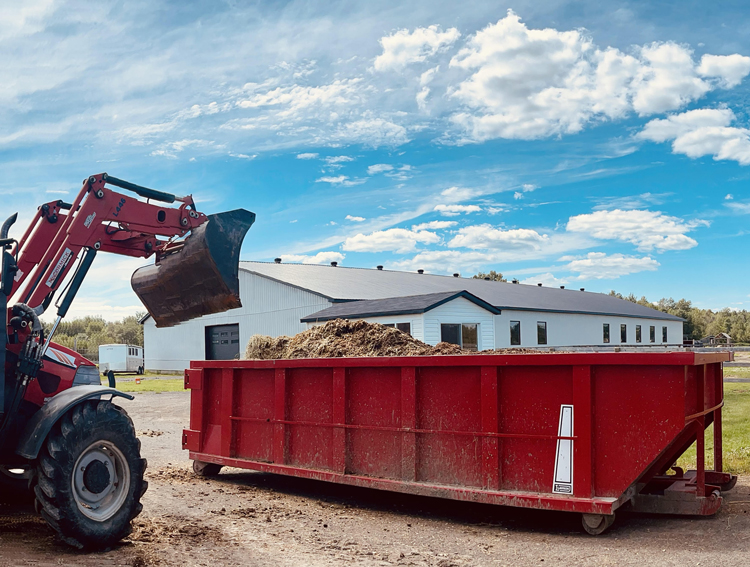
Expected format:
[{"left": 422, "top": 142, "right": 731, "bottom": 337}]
[{"left": 73, "top": 365, "right": 102, "bottom": 386}]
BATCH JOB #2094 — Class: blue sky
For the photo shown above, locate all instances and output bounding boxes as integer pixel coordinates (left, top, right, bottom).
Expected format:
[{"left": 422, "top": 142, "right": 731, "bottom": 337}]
[{"left": 3, "top": 0, "right": 750, "bottom": 320}]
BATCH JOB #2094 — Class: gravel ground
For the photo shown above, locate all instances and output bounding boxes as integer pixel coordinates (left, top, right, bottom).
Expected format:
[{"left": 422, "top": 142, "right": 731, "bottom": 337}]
[{"left": 1, "top": 391, "right": 749, "bottom": 566}]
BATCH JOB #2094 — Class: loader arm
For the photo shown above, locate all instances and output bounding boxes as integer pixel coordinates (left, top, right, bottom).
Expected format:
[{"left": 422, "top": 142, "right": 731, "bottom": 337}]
[{"left": 7, "top": 173, "right": 254, "bottom": 326}]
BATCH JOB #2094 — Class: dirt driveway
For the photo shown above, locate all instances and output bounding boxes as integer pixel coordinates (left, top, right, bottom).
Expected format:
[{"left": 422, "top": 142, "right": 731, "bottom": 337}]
[{"left": 2, "top": 391, "right": 749, "bottom": 566}]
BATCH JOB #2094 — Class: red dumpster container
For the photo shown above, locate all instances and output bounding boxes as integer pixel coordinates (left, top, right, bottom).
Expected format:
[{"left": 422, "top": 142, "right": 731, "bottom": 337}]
[{"left": 182, "top": 352, "right": 735, "bottom": 534}]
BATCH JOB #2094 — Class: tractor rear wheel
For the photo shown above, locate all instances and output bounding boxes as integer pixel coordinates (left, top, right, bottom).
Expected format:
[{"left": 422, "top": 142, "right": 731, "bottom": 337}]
[{"left": 34, "top": 400, "right": 148, "bottom": 549}]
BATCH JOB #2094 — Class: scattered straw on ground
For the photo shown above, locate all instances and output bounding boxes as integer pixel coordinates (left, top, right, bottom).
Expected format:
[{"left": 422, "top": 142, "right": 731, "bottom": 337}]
[
  {"left": 128, "top": 515, "right": 224, "bottom": 545},
  {"left": 245, "top": 319, "right": 545, "bottom": 360}
]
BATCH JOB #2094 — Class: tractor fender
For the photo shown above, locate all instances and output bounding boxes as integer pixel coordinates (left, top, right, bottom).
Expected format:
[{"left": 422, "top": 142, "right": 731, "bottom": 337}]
[{"left": 15, "top": 385, "right": 134, "bottom": 460}]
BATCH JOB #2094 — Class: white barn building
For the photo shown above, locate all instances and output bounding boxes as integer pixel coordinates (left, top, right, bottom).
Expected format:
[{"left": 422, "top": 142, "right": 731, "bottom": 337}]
[{"left": 141, "top": 261, "right": 684, "bottom": 371}]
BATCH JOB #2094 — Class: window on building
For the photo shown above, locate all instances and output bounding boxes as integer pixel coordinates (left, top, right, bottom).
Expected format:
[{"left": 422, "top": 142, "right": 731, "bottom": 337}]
[
  {"left": 603, "top": 323, "right": 610, "bottom": 343},
  {"left": 650, "top": 325, "right": 656, "bottom": 343},
  {"left": 620, "top": 324, "right": 627, "bottom": 343},
  {"left": 537, "top": 322, "right": 547, "bottom": 345},
  {"left": 636, "top": 325, "right": 642, "bottom": 343},
  {"left": 510, "top": 321, "right": 521, "bottom": 346},
  {"left": 441, "top": 324, "right": 460, "bottom": 346},
  {"left": 440, "top": 323, "right": 479, "bottom": 350},
  {"left": 662, "top": 326, "right": 668, "bottom": 343},
  {"left": 462, "top": 324, "right": 478, "bottom": 351},
  {"left": 396, "top": 322, "right": 412, "bottom": 336}
]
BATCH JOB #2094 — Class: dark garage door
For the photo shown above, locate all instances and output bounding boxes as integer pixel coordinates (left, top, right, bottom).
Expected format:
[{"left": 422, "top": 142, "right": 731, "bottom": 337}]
[{"left": 205, "top": 324, "right": 240, "bottom": 360}]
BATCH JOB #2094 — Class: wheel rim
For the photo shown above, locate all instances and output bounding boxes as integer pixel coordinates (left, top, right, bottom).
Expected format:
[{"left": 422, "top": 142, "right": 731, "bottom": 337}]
[{"left": 71, "top": 441, "right": 131, "bottom": 522}]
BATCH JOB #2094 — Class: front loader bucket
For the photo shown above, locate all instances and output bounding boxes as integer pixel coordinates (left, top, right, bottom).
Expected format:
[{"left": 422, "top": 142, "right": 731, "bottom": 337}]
[{"left": 131, "top": 209, "right": 255, "bottom": 327}]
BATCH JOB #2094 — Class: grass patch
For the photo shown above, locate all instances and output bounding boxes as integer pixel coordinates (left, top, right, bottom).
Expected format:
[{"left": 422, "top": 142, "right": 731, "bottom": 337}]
[
  {"left": 677, "top": 382, "right": 750, "bottom": 474},
  {"left": 102, "top": 377, "right": 186, "bottom": 393},
  {"left": 724, "top": 366, "right": 750, "bottom": 379}
]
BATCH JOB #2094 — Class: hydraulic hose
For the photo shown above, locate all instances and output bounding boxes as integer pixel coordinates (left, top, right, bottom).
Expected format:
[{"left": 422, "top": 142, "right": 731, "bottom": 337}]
[{"left": 12, "top": 303, "right": 42, "bottom": 333}]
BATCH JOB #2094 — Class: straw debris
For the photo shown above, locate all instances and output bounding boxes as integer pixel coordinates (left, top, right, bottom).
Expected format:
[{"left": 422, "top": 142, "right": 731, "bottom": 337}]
[{"left": 244, "top": 319, "right": 542, "bottom": 360}]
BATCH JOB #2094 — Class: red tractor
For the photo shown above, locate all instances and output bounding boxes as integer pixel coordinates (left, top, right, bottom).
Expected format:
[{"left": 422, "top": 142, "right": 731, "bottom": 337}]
[{"left": 0, "top": 173, "right": 254, "bottom": 548}]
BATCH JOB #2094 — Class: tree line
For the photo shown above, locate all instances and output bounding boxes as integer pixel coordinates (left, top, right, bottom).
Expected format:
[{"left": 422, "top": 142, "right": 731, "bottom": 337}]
[
  {"left": 608, "top": 292, "right": 750, "bottom": 343},
  {"left": 43, "top": 314, "right": 144, "bottom": 360}
]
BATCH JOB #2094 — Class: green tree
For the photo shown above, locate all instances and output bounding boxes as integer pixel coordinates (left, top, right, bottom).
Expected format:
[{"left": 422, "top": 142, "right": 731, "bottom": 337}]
[{"left": 473, "top": 270, "right": 507, "bottom": 282}]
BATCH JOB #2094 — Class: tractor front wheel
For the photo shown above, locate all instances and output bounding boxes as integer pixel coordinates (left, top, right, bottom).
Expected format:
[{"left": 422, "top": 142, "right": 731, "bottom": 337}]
[{"left": 34, "top": 400, "right": 148, "bottom": 549}]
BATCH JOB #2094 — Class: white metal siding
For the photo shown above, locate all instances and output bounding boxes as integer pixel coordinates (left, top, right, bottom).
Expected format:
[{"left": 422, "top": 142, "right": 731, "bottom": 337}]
[
  {"left": 423, "top": 297, "right": 495, "bottom": 350},
  {"left": 494, "top": 310, "right": 683, "bottom": 348},
  {"left": 144, "top": 271, "right": 331, "bottom": 371}
]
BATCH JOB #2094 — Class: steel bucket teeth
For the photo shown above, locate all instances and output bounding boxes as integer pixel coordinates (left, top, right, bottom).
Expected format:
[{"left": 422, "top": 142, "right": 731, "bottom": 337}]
[{"left": 131, "top": 209, "right": 255, "bottom": 327}]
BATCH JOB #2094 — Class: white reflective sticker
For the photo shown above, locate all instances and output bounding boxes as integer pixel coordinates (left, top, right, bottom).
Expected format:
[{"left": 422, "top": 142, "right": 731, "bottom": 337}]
[
  {"left": 44, "top": 347, "right": 77, "bottom": 368},
  {"left": 46, "top": 247, "right": 72, "bottom": 288},
  {"left": 552, "top": 404, "right": 574, "bottom": 495}
]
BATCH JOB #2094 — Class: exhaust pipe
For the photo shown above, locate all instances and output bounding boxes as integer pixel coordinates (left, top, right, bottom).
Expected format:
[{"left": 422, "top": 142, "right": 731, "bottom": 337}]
[{"left": 131, "top": 209, "right": 255, "bottom": 327}]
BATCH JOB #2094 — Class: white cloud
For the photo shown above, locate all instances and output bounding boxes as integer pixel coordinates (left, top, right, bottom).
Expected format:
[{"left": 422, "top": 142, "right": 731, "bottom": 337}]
[
  {"left": 315, "top": 175, "right": 367, "bottom": 186},
  {"left": 440, "top": 186, "right": 481, "bottom": 201},
  {"left": 520, "top": 273, "right": 569, "bottom": 287},
  {"left": 229, "top": 152, "right": 255, "bottom": 159},
  {"left": 448, "top": 224, "right": 549, "bottom": 251},
  {"left": 345, "top": 215, "right": 366, "bottom": 222},
  {"left": 374, "top": 25, "right": 460, "bottom": 71},
  {"left": 297, "top": 153, "right": 319, "bottom": 159},
  {"left": 367, "top": 163, "right": 394, "bottom": 175},
  {"left": 697, "top": 54, "right": 750, "bottom": 88},
  {"left": 566, "top": 209, "right": 707, "bottom": 251},
  {"left": 434, "top": 204, "right": 481, "bottom": 216},
  {"left": 316, "top": 175, "right": 348, "bottom": 184},
  {"left": 514, "top": 192, "right": 523, "bottom": 200},
  {"left": 637, "top": 108, "right": 750, "bottom": 165},
  {"left": 521, "top": 183, "right": 537, "bottom": 192},
  {"left": 726, "top": 202, "right": 750, "bottom": 213},
  {"left": 236, "top": 79, "right": 364, "bottom": 115},
  {"left": 342, "top": 228, "right": 440, "bottom": 253},
  {"left": 281, "top": 251, "right": 345, "bottom": 264},
  {"left": 331, "top": 118, "right": 410, "bottom": 147},
  {"left": 411, "top": 220, "right": 457, "bottom": 230},
  {"left": 726, "top": 194, "right": 734, "bottom": 200},
  {"left": 560, "top": 252, "right": 659, "bottom": 279},
  {"left": 325, "top": 155, "right": 355, "bottom": 164},
  {"left": 448, "top": 10, "right": 750, "bottom": 142}
]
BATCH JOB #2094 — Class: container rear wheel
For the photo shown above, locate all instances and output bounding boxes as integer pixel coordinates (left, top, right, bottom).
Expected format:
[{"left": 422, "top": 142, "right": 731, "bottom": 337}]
[
  {"left": 581, "top": 513, "right": 615, "bottom": 535},
  {"left": 193, "top": 460, "right": 222, "bottom": 477},
  {"left": 34, "top": 400, "right": 148, "bottom": 549}
]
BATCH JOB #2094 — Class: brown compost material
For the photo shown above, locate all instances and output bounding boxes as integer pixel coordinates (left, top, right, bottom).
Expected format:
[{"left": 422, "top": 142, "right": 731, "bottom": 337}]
[{"left": 244, "top": 318, "right": 545, "bottom": 360}]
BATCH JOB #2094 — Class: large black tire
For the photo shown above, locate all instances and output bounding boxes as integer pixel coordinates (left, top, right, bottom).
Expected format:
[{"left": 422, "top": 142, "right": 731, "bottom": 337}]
[{"left": 34, "top": 400, "right": 148, "bottom": 549}]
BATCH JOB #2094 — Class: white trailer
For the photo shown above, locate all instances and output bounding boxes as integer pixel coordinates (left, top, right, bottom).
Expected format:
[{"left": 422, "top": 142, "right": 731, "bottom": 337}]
[{"left": 99, "top": 344, "right": 144, "bottom": 375}]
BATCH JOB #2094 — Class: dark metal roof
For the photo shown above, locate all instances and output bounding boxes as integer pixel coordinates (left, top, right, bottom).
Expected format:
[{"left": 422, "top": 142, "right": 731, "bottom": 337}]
[
  {"left": 241, "top": 262, "right": 682, "bottom": 322},
  {"left": 301, "top": 290, "right": 502, "bottom": 322}
]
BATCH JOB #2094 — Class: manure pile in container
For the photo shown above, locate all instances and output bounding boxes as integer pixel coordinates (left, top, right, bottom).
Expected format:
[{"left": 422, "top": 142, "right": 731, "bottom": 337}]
[{"left": 244, "top": 319, "right": 542, "bottom": 360}]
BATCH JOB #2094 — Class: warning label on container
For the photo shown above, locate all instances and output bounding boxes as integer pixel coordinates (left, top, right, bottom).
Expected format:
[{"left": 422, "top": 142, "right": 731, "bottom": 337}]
[{"left": 552, "top": 404, "right": 574, "bottom": 495}]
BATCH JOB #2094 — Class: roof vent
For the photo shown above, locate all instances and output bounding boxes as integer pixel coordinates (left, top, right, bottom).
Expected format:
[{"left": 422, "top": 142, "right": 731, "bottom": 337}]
[
  {"left": 376, "top": 265, "right": 383, "bottom": 270},
  {"left": 512, "top": 279, "right": 519, "bottom": 284},
  {"left": 560, "top": 286, "right": 565, "bottom": 289},
  {"left": 274, "top": 258, "right": 282, "bottom": 264},
  {"left": 453, "top": 273, "right": 460, "bottom": 278},
  {"left": 330, "top": 261, "right": 338, "bottom": 267},
  {"left": 537, "top": 283, "right": 542, "bottom": 287},
  {"left": 580, "top": 288, "right": 585, "bottom": 291},
  {"left": 417, "top": 269, "right": 424, "bottom": 274}
]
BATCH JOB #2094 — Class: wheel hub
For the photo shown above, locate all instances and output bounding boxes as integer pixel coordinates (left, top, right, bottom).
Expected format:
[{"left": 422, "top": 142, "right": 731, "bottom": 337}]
[
  {"left": 82, "top": 460, "right": 111, "bottom": 494},
  {"left": 71, "top": 442, "right": 130, "bottom": 522}
]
